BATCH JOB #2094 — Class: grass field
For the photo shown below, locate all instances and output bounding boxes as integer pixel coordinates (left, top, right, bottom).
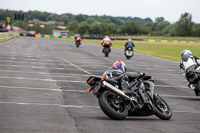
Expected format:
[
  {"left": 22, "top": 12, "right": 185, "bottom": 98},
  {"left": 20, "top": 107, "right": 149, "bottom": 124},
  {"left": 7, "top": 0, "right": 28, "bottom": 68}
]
[
  {"left": 0, "top": 32, "right": 9, "bottom": 42},
  {"left": 0, "top": 32, "right": 19, "bottom": 43},
  {"left": 82, "top": 39, "right": 200, "bottom": 62},
  {"left": 116, "top": 35, "right": 200, "bottom": 42}
]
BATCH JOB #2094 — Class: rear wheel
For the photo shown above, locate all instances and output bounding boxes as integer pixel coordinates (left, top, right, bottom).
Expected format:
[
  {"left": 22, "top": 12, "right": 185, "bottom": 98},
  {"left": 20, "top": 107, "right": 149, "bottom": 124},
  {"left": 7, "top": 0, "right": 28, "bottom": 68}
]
[
  {"left": 76, "top": 42, "right": 80, "bottom": 47},
  {"left": 194, "top": 81, "right": 200, "bottom": 96},
  {"left": 126, "top": 56, "right": 130, "bottom": 59},
  {"left": 98, "top": 90, "right": 128, "bottom": 120},
  {"left": 153, "top": 94, "right": 172, "bottom": 120}
]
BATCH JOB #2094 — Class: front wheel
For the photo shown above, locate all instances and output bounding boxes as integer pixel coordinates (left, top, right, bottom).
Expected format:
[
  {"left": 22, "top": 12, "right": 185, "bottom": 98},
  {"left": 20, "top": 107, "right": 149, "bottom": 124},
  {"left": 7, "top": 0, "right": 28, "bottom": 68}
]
[
  {"left": 153, "top": 94, "right": 172, "bottom": 120},
  {"left": 98, "top": 90, "right": 128, "bottom": 120}
]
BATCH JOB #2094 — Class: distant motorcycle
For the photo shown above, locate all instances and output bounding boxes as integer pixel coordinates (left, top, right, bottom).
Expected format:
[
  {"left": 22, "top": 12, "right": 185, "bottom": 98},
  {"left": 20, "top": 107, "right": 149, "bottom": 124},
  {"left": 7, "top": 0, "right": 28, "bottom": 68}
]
[
  {"left": 75, "top": 37, "right": 82, "bottom": 47},
  {"left": 125, "top": 47, "right": 134, "bottom": 59},
  {"left": 102, "top": 44, "right": 111, "bottom": 57},
  {"left": 86, "top": 69, "right": 172, "bottom": 120}
]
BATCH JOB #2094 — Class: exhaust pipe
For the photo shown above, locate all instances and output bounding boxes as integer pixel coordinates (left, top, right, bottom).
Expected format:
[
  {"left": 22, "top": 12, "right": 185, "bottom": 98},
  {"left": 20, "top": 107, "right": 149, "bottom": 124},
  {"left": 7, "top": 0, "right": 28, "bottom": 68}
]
[{"left": 102, "top": 81, "right": 136, "bottom": 106}]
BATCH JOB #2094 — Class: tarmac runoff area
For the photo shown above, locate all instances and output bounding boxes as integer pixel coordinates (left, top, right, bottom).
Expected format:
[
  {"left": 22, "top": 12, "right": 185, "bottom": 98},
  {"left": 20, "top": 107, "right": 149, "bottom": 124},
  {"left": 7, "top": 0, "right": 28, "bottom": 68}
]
[{"left": 0, "top": 37, "right": 199, "bottom": 133}]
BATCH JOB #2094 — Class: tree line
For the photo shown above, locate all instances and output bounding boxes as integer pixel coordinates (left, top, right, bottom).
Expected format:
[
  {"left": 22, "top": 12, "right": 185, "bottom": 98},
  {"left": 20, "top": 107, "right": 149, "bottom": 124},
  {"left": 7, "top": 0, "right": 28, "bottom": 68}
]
[{"left": 0, "top": 9, "right": 200, "bottom": 37}]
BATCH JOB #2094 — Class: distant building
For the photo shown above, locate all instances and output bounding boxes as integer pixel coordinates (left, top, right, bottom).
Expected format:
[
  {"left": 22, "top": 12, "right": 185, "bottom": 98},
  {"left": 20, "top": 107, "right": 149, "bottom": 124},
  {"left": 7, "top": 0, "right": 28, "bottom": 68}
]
[
  {"left": 47, "top": 21, "right": 64, "bottom": 26},
  {"left": 53, "top": 30, "right": 69, "bottom": 36},
  {"left": 28, "top": 19, "right": 47, "bottom": 25},
  {"left": 28, "top": 19, "right": 64, "bottom": 26}
]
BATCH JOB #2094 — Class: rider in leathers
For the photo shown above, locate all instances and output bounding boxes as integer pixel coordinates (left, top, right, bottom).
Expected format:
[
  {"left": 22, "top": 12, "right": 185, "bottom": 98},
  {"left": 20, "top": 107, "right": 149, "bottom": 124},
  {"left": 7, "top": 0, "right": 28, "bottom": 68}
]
[
  {"left": 103, "top": 61, "right": 144, "bottom": 94},
  {"left": 124, "top": 39, "right": 135, "bottom": 54},
  {"left": 180, "top": 50, "right": 200, "bottom": 91}
]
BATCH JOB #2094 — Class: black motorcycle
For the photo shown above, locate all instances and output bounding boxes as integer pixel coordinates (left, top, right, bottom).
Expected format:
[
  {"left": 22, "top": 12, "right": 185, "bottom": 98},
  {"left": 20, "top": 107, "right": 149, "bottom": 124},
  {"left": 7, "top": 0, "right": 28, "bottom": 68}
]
[
  {"left": 185, "top": 65, "right": 200, "bottom": 96},
  {"left": 103, "top": 44, "right": 111, "bottom": 57},
  {"left": 86, "top": 69, "right": 172, "bottom": 120},
  {"left": 125, "top": 47, "right": 134, "bottom": 59}
]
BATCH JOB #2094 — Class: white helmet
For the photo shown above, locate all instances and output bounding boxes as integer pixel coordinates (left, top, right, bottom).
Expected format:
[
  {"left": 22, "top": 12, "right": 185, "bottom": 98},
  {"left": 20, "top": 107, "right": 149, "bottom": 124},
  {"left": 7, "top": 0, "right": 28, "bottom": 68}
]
[
  {"left": 181, "top": 50, "right": 192, "bottom": 57},
  {"left": 105, "top": 38, "right": 110, "bottom": 41}
]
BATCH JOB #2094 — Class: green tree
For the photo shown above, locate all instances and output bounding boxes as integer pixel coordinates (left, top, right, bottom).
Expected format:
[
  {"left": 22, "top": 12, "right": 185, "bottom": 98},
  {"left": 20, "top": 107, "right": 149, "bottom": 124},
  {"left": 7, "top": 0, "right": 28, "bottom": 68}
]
[
  {"left": 155, "top": 17, "right": 164, "bottom": 23},
  {"left": 192, "top": 24, "right": 200, "bottom": 37},
  {"left": 78, "top": 22, "right": 89, "bottom": 35},
  {"left": 67, "top": 20, "right": 78, "bottom": 34},
  {"left": 88, "top": 23, "right": 102, "bottom": 36},
  {"left": 121, "top": 21, "right": 139, "bottom": 35},
  {"left": 174, "top": 13, "right": 193, "bottom": 36}
]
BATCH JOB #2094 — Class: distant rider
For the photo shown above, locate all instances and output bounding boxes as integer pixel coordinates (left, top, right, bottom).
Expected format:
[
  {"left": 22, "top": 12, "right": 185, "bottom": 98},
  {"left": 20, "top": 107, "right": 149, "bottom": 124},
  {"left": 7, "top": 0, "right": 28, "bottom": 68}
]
[
  {"left": 74, "top": 34, "right": 81, "bottom": 42},
  {"left": 180, "top": 50, "right": 200, "bottom": 89},
  {"left": 101, "top": 36, "right": 112, "bottom": 52},
  {"left": 124, "top": 39, "right": 135, "bottom": 54}
]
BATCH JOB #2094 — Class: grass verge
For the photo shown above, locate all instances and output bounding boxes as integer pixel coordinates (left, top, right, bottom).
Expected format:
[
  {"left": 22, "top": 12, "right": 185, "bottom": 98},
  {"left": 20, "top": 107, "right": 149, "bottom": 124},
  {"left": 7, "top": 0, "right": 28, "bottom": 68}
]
[
  {"left": 0, "top": 32, "right": 19, "bottom": 43},
  {"left": 82, "top": 39, "right": 200, "bottom": 62}
]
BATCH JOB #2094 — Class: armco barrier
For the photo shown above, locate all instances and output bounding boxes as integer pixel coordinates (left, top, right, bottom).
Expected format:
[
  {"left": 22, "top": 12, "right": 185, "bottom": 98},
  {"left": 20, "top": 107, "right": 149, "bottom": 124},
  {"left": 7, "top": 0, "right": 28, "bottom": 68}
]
[
  {"left": 35, "top": 34, "right": 73, "bottom": 39},
  {"left": 143, "top": 39, "right": 195, "bottom": 43},
  {"left": 34, "top": 34, "right": 196, "bottom": 43}
]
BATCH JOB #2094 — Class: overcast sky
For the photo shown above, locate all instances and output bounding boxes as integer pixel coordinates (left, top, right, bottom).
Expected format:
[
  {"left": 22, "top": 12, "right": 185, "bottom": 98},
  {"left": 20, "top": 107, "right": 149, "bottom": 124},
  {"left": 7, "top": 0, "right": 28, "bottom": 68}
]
[{"left": 0, "top": 0, "right": 200, "bottom": 23}]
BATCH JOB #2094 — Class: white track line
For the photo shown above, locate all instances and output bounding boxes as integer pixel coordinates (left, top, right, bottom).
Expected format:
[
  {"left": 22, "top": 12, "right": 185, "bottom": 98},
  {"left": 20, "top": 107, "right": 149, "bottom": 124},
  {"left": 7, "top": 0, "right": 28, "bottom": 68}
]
[
  {"left": 0, "top": 76, "right": 86, "bottom": 82},
  {"left": 0, "top": 69, "right": 91, "bottom": 76},
  {"left": 0, "top": 85, "right": 197, "bottom": 99},
  {"left": 0, "top": 101, "right": 199, "bottom": 114},
  {"left": 155, "top": 85, "right": 188, "bottom": 88},
  {"left": 0, "top": 101, "right": 100, "bottom": 108}
]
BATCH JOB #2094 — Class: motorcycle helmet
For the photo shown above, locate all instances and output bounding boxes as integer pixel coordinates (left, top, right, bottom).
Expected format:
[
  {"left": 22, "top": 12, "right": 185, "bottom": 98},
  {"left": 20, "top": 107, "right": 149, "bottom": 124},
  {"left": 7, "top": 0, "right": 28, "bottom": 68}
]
[
  {"left": 128, "top": 39, "right": 132, "bottom": 41},
  {"left": 181, "top": 50, "right": 192, "bottom": 57},
  {"left": 112, "top": 61, "right": 127, "bottom": 72}
]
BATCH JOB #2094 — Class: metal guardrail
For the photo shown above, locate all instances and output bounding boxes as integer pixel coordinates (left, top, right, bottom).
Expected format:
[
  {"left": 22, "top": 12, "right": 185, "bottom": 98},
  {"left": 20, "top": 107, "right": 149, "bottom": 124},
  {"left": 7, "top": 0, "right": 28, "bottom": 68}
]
[{"left": 21, "top": 33, "right": 197, "bottom": 43}]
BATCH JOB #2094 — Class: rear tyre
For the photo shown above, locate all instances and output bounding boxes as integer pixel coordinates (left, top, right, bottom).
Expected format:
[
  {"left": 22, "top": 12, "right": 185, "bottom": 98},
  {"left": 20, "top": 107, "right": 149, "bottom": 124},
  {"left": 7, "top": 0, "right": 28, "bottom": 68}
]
[
  {"left": 98, "top": 90, "right": 128, "bottom": 120},
  {"left": 194, "top": 81, "right": 200, "bottom": 96},
  {"left": 126, "top": 56, "right": 130, "bottom": 59},
  {"left": 153, "top": 94, "right": 172, "bottom": 120}
]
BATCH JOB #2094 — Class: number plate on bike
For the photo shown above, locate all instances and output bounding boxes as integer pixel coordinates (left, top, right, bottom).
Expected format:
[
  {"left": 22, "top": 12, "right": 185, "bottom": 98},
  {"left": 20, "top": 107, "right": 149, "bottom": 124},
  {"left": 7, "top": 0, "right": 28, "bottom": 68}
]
[{"left": 87, "top": 76, "right": 95, "bottom": 86}]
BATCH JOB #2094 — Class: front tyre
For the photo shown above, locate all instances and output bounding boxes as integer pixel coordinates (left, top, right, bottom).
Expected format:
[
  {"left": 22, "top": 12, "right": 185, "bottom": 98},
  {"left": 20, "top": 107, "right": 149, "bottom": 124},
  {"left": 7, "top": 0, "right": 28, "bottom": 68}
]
[
  {"left": 153, "top": 94, "right": 172, "bottom": 120},
  {"left": 104, "top": 48, "right": 109, "bottom": 57},
  {"left": 98, "top": 90, "right": 128, "bottom": 120}
]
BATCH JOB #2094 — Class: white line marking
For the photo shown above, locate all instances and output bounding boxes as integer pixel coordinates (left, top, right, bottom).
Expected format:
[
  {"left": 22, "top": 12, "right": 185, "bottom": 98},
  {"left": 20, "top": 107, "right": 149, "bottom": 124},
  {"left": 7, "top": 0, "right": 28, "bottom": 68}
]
[
  {"left": 172, "top": 110, "right": 200, "bottom": 114},
  {"left": 155, "top": 85, "right": 188, "bottom": 88},
  {"left": 0, "top": 64, "right": 79, "bottom": 70},
  {"left": 0, "top": 60, "right": 64, "bottom": 65},
  {"left": 0, "top": 85, "right": 61, "bottom": 91},
  {"left": 0, "top": 101, "right": 100, "bottom": 108},
  {"left": 0, "top": 101, "right": 199, "bottom": 114},
  {"left": 0, "top": 69, "right": 91, "bottom": 76},
  {"left": 0, "top": 76, "right": 86, "bottom": 82},
  {"left": 0, "top": 56, "right": 61, "bottom": 61},
  {"left": 1, "top": 85, "right": 197, "bottom": 99},
  {"left": 160, "top": 94, "right": 199, "bottom": 99}
]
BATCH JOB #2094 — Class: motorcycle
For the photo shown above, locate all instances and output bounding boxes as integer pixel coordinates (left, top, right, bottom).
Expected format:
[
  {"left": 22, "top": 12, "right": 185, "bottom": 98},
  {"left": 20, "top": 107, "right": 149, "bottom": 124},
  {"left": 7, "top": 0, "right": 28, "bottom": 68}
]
[
  {"left": 102, "top": 44, "right": 111, "bottom": 57},
  {"left": 75, "top": 37, "right": 82, "bottom": 47},
  {"left": 86, "top": 69, "right": 172, "bottom": 120},
  {"left": 185, "top": 65, "right": 200, "bottom": 96},
  {"left": 125, "top": 47, "right": 134, "bottom": 59}
]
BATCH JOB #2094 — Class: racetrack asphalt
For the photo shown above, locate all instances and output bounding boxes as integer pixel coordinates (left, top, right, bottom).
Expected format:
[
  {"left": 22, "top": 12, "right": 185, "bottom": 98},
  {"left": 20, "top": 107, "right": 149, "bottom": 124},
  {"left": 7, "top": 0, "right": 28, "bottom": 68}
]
[{"left": 0, "top": 37, "right": 199, "bottom": 133}]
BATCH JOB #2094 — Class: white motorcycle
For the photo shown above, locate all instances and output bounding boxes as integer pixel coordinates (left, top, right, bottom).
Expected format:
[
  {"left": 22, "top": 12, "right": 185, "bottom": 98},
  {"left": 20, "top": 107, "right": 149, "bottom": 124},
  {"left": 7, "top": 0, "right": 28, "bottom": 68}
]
[{"left": 125, "top": 48, "right": 134, "bottom": 59}]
